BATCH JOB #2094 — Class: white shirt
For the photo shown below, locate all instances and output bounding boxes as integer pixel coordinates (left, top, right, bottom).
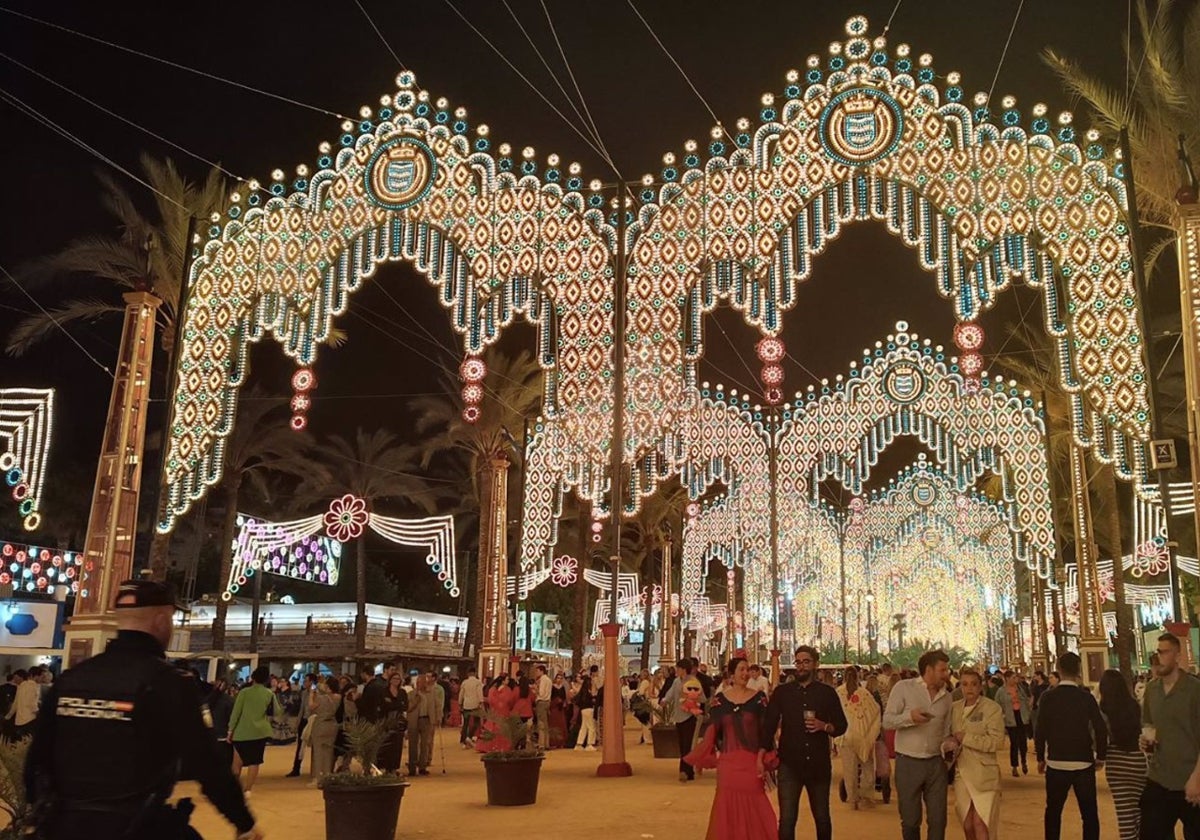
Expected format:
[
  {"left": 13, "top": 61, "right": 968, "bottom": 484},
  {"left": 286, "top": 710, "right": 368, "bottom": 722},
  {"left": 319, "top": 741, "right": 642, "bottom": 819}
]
[
  {"left": 10, "top": 679, "right": 39, "bottom": 726},
  {"left": 747, "top": 675, "right": 771, "bottom": 695},
  {"left": 536, "top": 674, "right": 552, "bottom": 703},
  {"left": 883, "top": 676, "right": 953, "bottom": 759},
  {"left": 1045, "top": 679, "right": 1093, "bottom": 771},
  {"left": 459, "top": 675, "right": 484, "bottom": 711}
]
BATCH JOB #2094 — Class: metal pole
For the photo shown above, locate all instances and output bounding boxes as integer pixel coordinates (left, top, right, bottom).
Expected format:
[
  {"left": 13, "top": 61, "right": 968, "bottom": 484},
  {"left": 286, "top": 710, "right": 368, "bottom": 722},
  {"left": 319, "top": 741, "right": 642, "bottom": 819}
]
[
  {"left": 250, "top": 565, "right": 262, "bottom": 654},
  {"left": 1120, "top": 126, "right": 1185, "bottom": 622},
  {"left": 768, "top": 409, "right": 780, "bottom": 652},
  {"left": 856, "top": 589, "right": 862, "bottom": 664},
  {"left": 839, "top": 516, "right": 848, "bottom": 660},
  {"left": 520, "top": 418, "right": 533, "bottom": 655}
]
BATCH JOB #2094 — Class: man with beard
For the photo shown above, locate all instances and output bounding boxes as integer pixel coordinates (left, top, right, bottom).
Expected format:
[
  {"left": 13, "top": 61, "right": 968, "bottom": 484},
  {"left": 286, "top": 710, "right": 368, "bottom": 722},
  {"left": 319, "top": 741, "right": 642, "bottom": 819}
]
[
  {"left": 1139, "top": 633, "right": 1200, "bottom": 838},
  {"left": 764, "top": 645, "right": 848, "bottom": 840}
]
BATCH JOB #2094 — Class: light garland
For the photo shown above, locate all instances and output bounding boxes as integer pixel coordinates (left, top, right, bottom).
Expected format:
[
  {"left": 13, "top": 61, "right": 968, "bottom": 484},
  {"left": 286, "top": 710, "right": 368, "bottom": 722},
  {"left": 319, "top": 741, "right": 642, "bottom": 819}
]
[
  {"left": 159, "top": 15, "right": 1151, "bottom": 541},
  {"left": 0, "top": 389, "right": 55, "bottom": 531},
  {"left": 0, "top": 540, "right": 79, "bottom": 595}
]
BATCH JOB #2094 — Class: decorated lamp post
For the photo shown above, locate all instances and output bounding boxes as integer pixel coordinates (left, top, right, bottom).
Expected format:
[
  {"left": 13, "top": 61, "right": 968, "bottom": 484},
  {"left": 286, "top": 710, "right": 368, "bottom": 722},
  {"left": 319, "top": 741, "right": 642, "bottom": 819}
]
[{"left": 478, "top": 453, "right": 511, "bottom": 678}]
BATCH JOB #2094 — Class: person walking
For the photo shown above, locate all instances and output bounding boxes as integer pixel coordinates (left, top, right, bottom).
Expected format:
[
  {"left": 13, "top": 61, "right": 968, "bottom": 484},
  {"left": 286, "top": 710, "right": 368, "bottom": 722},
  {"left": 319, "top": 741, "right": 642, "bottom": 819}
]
[
  {"left": 407, "top": 674, "right": 436, "bottom": 775},
  {"left": 763, "top": 645, "right": 848, "bottom": 840},
  {"left": 7, "top": 665, "right": 42, "bottom": 739},
  {"left": 286, "top": 673, "right": 317, "bottom": 777},
  {"left": 534, "top": 665, "right": 552, "bottom": 748},
  {"left": 208, "top": 677, "right": 235, "bottom": 768},
  {"left": 23, "top": 580, "right": 260, "bottom": 840},
  {"left": 1033, "top": 651, "right": 1107, "bottom": 840},
  {"left": 883, "top": 649, "right": 954, "bottom": 840},
  {"left": 950, "top": 669, "right": 1005, "bottom": 840},
  {"left": 307, "top": 676, "right": 341, "bottom": 783},
  {"left": 378, "top": 670, "right": 408, "bottom": 773},
  {"left": 684, "top": 657, "right": 777, "bottom": 839},
  {"left": 1139, "top": 633, "right": 1200, "bottom": 839},
  {"left": 836, "top": 666, "right": 881, "bottom": 810},
  {"left": 573, "top": 675, "right": 599, "bottom": 751},
  {"left": 228, "top": 666, "right": 282, "bottom": 795},
  {"left": 664, "top": 658, "right": 706, "bottom": 779},
  {"left": 459, "top": 667, "right": 483, "bottom": 747},
  {"left": 1097, "top": 669, "right": 1146, "bottom": 840},
  {"left": 1000, "top": 671, "right": 1031, "bottom": 776}
]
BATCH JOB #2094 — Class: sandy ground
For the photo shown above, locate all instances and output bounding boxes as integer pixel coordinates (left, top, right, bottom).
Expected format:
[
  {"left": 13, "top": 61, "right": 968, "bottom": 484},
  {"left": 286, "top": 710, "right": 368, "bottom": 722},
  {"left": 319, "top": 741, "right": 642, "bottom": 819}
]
[{"left": 180, "top": 723, "right": 1128, "bottom": 839}]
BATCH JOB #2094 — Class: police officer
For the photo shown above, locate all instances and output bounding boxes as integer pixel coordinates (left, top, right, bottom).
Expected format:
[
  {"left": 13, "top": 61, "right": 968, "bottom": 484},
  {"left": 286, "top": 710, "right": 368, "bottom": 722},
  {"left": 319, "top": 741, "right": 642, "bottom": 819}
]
[{"left": 25, "top": 580, "right": 264, "bottom": 840}]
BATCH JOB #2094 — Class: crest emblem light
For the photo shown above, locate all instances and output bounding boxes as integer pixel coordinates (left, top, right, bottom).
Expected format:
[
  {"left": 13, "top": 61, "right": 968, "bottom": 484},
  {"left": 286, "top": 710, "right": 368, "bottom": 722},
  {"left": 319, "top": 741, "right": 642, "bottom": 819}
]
[
  {"left": 819, "top": 87, "right": 904, "bottom": 167},
  {"left": 882, "top": 361, "right": 925, "bottom": 404},
  {"left": 365, "top": 135, "right": 437, "bottom": 210}
]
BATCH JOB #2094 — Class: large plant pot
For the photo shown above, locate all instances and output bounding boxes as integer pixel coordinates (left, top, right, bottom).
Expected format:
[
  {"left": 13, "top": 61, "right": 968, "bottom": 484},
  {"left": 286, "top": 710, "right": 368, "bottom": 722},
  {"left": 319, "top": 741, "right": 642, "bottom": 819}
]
[
  {"left": 482, "top": 754, "right": 543, "bottom": 806},
  {"left": 322, "top": 780, "right": 408, "bottom": 840},
  {"left": 650, "top": 724, "right": 680, "bottom": 758}
]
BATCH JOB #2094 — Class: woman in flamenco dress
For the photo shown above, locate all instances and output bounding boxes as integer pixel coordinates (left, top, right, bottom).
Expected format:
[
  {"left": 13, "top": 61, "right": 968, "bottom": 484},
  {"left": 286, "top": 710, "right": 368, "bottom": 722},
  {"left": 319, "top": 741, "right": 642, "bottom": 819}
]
[
  {"left": 475, "top": 676, "right": 515, "bottom": 753},
  {"left": 684, "top": 656, "right": 779, "bottom": 840}
]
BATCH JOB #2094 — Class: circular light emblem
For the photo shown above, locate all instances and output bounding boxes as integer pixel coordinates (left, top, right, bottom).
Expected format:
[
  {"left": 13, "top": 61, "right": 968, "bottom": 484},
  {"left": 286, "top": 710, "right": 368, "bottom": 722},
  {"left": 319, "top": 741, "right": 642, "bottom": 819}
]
[
  {"left": 819, "top": 87, "right": 904, "bottom": 167},
  {"left": 911, "top": 481, "right": 937, "bottom": 507},
  {"left": 365, "top": 134, "right": 437, "bottom": 210},
  {"left": 882, "top": 361, "right": 925, "bottom": 404}
]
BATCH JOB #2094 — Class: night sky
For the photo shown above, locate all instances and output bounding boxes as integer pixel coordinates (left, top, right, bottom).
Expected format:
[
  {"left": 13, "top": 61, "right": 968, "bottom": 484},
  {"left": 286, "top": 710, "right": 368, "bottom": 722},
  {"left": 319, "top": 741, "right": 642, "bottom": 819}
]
[{"left": 0, "top": 1, "right": 1139, "bottom": 552}]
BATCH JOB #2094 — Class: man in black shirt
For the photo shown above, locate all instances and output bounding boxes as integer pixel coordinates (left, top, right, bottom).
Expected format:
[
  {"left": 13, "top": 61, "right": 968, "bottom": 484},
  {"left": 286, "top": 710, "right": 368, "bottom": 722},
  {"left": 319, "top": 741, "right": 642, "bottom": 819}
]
[
  {"left": 1034, "top": 651, "right": 1107, "bottom": 840},
  {"left": 764, "top": 645, "right": 848, "bottom": 840}
]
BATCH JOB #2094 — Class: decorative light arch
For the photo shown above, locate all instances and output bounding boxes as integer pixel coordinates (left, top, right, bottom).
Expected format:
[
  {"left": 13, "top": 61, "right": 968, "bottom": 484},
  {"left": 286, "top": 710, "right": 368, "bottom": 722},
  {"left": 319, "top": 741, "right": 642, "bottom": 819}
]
[
  {"left": 0, "top": 388, "right": 54, "bottom": 531},
  {"left": 161, "top": 15, "right": 1150, "bottom": 545}
]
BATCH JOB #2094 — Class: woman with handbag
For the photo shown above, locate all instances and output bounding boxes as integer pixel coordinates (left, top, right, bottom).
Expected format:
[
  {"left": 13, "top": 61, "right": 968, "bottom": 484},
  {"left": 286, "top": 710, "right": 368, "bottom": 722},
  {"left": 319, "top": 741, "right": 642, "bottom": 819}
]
[{"left": 950, "top": 669, "right": 1005, "bottom": 840}]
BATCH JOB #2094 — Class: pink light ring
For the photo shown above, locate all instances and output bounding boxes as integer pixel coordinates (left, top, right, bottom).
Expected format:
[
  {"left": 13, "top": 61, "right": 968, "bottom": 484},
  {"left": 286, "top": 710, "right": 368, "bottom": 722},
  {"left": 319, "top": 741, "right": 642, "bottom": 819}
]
[
  {"left": 953, "top": 323, "right": 985, "bottom": 352},
  {"left": 291, "top": 367, "right": 317, "bottom": 393}
]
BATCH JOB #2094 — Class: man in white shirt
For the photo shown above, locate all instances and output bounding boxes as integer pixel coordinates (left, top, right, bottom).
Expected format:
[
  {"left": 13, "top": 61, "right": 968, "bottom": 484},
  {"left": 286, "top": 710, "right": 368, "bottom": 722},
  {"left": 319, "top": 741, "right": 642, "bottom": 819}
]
[
  {"left": 534, "top": 664, "right": 552, "bottom": 747},
  {"left": 883, "top": 650, "right": 954, "bottom": 840},
  {"left": 459, "top": 667, "right": 483, "bottom": 747},
  {"left": 747, "top": 663, "right": 771, "bottom": 696},
  {"left": 8, "top": 664, "right": 43, "bottom": 738}
]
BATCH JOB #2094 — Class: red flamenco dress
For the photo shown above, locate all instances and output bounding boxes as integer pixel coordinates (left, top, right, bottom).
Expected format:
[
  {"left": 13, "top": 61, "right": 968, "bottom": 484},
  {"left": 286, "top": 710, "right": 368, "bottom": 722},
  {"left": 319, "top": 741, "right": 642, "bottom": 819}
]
[
  {"left": 475, "top": 685, "right": 514, "bottom": 753},
  {"left": 684, "top": 691, "right": 779, "bottom": 840}
]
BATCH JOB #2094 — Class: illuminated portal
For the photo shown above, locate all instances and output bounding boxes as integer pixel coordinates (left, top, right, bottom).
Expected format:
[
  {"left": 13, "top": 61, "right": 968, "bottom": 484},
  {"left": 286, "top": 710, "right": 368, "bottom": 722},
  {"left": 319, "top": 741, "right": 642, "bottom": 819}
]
[
  {"left": 0, "top": 389, "right": 54, "bottom": 531},
  {"left": 222, "top": 496, "right": 458, "bottom": 600},
  {"left": 163, "top": 16, "right": 1150, "bottom": 557}
]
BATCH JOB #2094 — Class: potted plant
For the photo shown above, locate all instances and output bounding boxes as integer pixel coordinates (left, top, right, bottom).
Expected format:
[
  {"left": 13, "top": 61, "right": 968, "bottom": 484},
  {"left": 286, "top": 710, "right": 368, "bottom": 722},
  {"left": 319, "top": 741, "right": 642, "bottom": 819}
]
[
  {"left": 317, "top": 719, "right": 409, "bottom": 840},
  {"left": 0, "top": 739, "right": 30, "bottom": 838},
  {"left": 632, "top": 697, "right": 679, "bottom": 759},
  {"left": 476, "top": 711, "right": 544, "bottom": 806}
]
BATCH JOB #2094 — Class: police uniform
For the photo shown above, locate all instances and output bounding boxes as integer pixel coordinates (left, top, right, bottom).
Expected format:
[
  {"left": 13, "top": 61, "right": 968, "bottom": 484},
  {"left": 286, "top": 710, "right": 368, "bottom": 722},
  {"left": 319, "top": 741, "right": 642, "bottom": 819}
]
[{"left": 25, "top": 581, "right": 257, "bottom": 840}]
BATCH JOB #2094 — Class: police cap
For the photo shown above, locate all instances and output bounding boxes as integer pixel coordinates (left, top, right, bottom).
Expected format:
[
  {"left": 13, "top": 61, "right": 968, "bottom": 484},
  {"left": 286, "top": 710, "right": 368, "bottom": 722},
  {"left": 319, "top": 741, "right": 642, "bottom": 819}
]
[{"left": 113, "top": 579, "right": 185, "bottom": 610}]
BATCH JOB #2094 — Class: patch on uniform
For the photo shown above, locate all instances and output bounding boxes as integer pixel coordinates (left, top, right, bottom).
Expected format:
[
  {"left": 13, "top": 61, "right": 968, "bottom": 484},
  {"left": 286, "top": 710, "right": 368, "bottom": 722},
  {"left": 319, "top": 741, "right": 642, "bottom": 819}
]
[
  {"left": 200, "top": 703, "right": 214, "bottom": 729},
  {"left": 56, "top": 695, "right": 134, "bottom": 722}
]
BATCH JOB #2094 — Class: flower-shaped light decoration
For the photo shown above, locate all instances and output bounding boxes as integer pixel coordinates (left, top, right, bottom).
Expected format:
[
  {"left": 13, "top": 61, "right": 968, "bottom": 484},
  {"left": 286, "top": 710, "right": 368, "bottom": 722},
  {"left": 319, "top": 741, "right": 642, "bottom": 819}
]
[
  {"left": 953, "top": 322, "right": 985, "bottom": 352},
  {"left": 551, "top": 554, "right": 578, "bottom": 587},
  {"left": 1132, "top": 538, "right": 1171, "bottom": 578},
  {"left": 686, "top": 502, "right": 701, "bottom": 518},
  {"left": 462, "top": 405, "right": 481, "bottom": 424},
  {"left": 459, "top": 356, "right": 487, "bottom": 383},
  {"left": 764, "top": 387, "right": 783, "bottom": 405},
  {"left": 292, "top": 367, "right": 317, "bottom": 392},
  {"left": 324, "top": 494, "right": 368, "bottom": 542},
  {"left": 290, "top": 367, "right": 317, "bottom": 431},
  {"left": 761, "top": 364, "right": 785, "bottom": 386},
  {"left": 461, "top": 383, "right": 484, "bottom": 405},
  {"left": 756, "top": 336, "right": 785, "bottom": 363}
]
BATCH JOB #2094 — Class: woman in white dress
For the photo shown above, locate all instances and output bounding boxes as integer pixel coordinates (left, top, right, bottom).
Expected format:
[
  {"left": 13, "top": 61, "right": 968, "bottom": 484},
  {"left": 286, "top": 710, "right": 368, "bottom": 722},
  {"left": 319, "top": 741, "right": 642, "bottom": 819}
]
[{"left": 950, "top": 669, "right": 1005, "bottom": 839}]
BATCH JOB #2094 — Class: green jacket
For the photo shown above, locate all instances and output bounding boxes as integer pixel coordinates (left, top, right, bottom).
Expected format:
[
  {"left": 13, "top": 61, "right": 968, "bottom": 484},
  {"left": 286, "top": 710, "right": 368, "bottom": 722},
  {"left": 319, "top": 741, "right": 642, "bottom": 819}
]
[{"left": 229, "top": 683, "right": 281, "bottom": 742}]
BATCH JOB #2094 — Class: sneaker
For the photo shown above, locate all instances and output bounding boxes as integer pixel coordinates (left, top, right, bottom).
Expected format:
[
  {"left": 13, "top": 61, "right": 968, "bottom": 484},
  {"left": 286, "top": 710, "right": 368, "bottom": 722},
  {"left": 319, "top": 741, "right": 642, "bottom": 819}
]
[
  {"left": 586, "top": 745, "right": 596, "bottom": 751},
  {"left": 575, "top": 745, "right": 584, "bottom": 751},
  {"left": 460, "top": 743, "right": 470, "bottom": 750}
]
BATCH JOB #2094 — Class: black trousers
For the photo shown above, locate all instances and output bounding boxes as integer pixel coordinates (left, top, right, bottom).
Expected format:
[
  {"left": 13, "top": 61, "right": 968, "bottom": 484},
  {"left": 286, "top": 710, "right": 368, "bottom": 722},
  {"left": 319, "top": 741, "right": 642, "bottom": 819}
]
[
  {"left": 1007, "top": 711, "right": 1027, "bottom": 768},
  {"left": 676, "top": 717, "right": 697, "bottom": 779},
  {"left": 1140, "top": 778, "right": 1200, "bottom": 840},
  {"left": 291, "top": 717, "right": 308, "bottom": 769},
  {"left": 1044, "top": 765, "right": 1099, "bottom": 840}
]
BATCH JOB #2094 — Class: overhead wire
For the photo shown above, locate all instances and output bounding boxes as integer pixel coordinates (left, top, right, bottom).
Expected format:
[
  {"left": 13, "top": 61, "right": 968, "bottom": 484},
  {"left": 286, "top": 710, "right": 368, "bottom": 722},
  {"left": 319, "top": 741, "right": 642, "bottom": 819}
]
[
  {"left": 354, "top": 0, "right": 408, "bottom": 72},
  {"left": 0, "top": 50, "right": 257, "bottom": 191},
  {"left": 624, "top": 0, "right": 736, "bottom": 149},
  {"left": 0, "top": 6, "right": 350, "bottom": 120},
  {"left": 1122, "top": 0, "right": 1164, "bottom": 125},
  {"left": 0, "top": 86, "right": 189, "bottom": 212},
  {"left": 441, "top": 0, "right": 623, "bottom": 178},
  {"left": 984, "top": 0, "right": 1025, "bottom": 108},
  {"left": 538, "top": 0, "right": 615, "bottom": 169},
  {"left": 0, "top": 262, "right": 114, "bottom": 378},
  {"left": 881, "top": 0, "right": 905, "bottom": 36}
]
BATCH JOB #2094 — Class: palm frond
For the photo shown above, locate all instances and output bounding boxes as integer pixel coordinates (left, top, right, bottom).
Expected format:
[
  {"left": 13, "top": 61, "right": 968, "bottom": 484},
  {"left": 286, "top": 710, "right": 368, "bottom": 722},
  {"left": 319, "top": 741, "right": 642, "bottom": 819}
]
[{"left": 4, "top": 298, "right": 126, "bottom": 356}]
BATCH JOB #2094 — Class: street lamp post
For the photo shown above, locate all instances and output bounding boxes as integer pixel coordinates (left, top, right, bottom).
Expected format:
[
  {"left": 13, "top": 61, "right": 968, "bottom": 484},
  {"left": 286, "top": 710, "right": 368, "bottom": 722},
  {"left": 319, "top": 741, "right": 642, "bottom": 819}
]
[
  {"left": 866, "top": 591, "right": 876, "bottom": 663},
  {"left": 856, "top": 588, "right": 863, "bottom": 664}
]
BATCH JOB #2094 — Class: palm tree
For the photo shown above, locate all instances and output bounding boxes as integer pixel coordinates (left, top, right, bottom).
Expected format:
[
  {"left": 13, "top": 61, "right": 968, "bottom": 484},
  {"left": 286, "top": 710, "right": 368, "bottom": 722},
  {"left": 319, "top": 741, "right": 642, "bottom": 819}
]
[
  {"left": 297, "top": 428, "right": 441, "bottom": 655},
  {"left": 209, "top": 387, "right": 320, "bottom": 651},
  {"left": 408, "top": 347, "right": 544, "bottom": 658},
  {"left": 1044, "top": 0, "right": 1200, "bottom": 276}
]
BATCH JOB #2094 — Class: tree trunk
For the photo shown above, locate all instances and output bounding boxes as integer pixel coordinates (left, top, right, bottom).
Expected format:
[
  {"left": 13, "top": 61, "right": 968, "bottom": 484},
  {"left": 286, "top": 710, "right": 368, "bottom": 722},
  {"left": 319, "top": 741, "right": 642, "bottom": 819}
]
[
  {"left": 1091, "top": 460, "right": 1134, "bottom": 678},
  {"left": 211, "top": 473, "right": 243, "bottom": 652},
  {"left": 639, "top": 548, "right": 654, "bottom": 672},
  {"left": 354, "top": 537, "right": 367, "bottom": 656},
  {"left": 147, "top": 529, "right": 173, "bottom": 582},
  {"left": 572, "top": 503, "right": 589, "bottom": 673}
]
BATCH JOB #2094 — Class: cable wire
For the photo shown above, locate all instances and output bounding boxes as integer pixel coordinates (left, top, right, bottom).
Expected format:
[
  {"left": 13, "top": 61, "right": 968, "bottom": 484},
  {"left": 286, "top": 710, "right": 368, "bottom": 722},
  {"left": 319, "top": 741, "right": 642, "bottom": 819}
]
[
  {"left": 539, "top": 0, "right": 615, "bottom": 169},
  {"left": 1122, "top": 0, "right": 1164, "bottom": 125},
  {"left": 625, "top": 0, "right": 736, "bottom": 148},
  {"left": 442, "top": 0, "right": 622, "bottom": 177},
  {"left": 0, "top": 262, "right": 113, "bottom": 377},
  {"left": 881, "top": 0, "right": 905, "bottom": 35},
  {"left": 354, "top": 0, "right": 408, "bottom": 72},
  {"left": 0, "top": 87, "right": 190, "bottom": 212},
  {"left": 0, "top": 50, "right": 257, "bottom": 191},
  {"left": 0, "top": 6, "right": 349, "bottom": 120},
  {"left": 985, "top": 0, "right": 1025, "bottom": 108}
]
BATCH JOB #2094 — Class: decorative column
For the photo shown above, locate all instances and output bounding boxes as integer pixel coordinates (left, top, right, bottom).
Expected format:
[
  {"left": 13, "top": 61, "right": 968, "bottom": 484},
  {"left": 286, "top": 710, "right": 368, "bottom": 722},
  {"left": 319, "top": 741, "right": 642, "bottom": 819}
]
[
  {"left": 477, "top": 453, "right": 511, "bottom": 678},
  {"left": 1030, "top": 572, "right": 1050, "bottom": 673},
  {"left": 1177, "top": 202, "right": 1200, "bottom": 641},
  {"left": 1069, "top": 445, "right": 1108, "bottom": 684},
  {"left": 65, "top": 290, "right": 160, "bottom": 665},
  {"left": 658, "top": 536, "right": 675, "bottom": 668}
]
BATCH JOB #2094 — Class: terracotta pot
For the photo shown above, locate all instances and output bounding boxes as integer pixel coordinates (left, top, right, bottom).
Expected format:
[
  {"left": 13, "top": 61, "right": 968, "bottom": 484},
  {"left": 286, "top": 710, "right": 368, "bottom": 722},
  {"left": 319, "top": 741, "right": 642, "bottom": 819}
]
[
  {"left": 322, "top": 780, "right": 408, "bottom": 840},
  {"left": 650, "top": 724, "right": 680, "bottom": 758},
  {"left": 482, "top": 754, "right": 543, "bottom": 806}
]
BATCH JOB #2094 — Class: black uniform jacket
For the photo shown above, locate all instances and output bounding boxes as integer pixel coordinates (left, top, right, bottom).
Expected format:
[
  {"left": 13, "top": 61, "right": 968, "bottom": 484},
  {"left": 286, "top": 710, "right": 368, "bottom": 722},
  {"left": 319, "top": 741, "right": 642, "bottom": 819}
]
[{"left": 25, "top": 630, "right": 255, "bottom": 837}]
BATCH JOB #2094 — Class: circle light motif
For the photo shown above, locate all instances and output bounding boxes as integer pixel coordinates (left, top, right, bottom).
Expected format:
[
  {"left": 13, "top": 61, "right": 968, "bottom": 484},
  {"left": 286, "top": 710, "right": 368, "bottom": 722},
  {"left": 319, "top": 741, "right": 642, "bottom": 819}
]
[
  {"left": 882, "top": 361, "right": 925, "bottom": 404},
  {"left": 324, "top": 494, "right": 368, "bottom": 542},
  {"left": 459, "top": 356, "right": 487, "bottom": 383},
  {"left": 953, "top": 323, "right": 985, "bottom": 352},
  {"left": 756, "top": 337, "right": 785, "bottom": 363},
  {"left": 818, "top": 87, "right": 905, "bottom": 167},
  {"left": 364, "top": 134, "right": 437, "bottom": 211}
]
